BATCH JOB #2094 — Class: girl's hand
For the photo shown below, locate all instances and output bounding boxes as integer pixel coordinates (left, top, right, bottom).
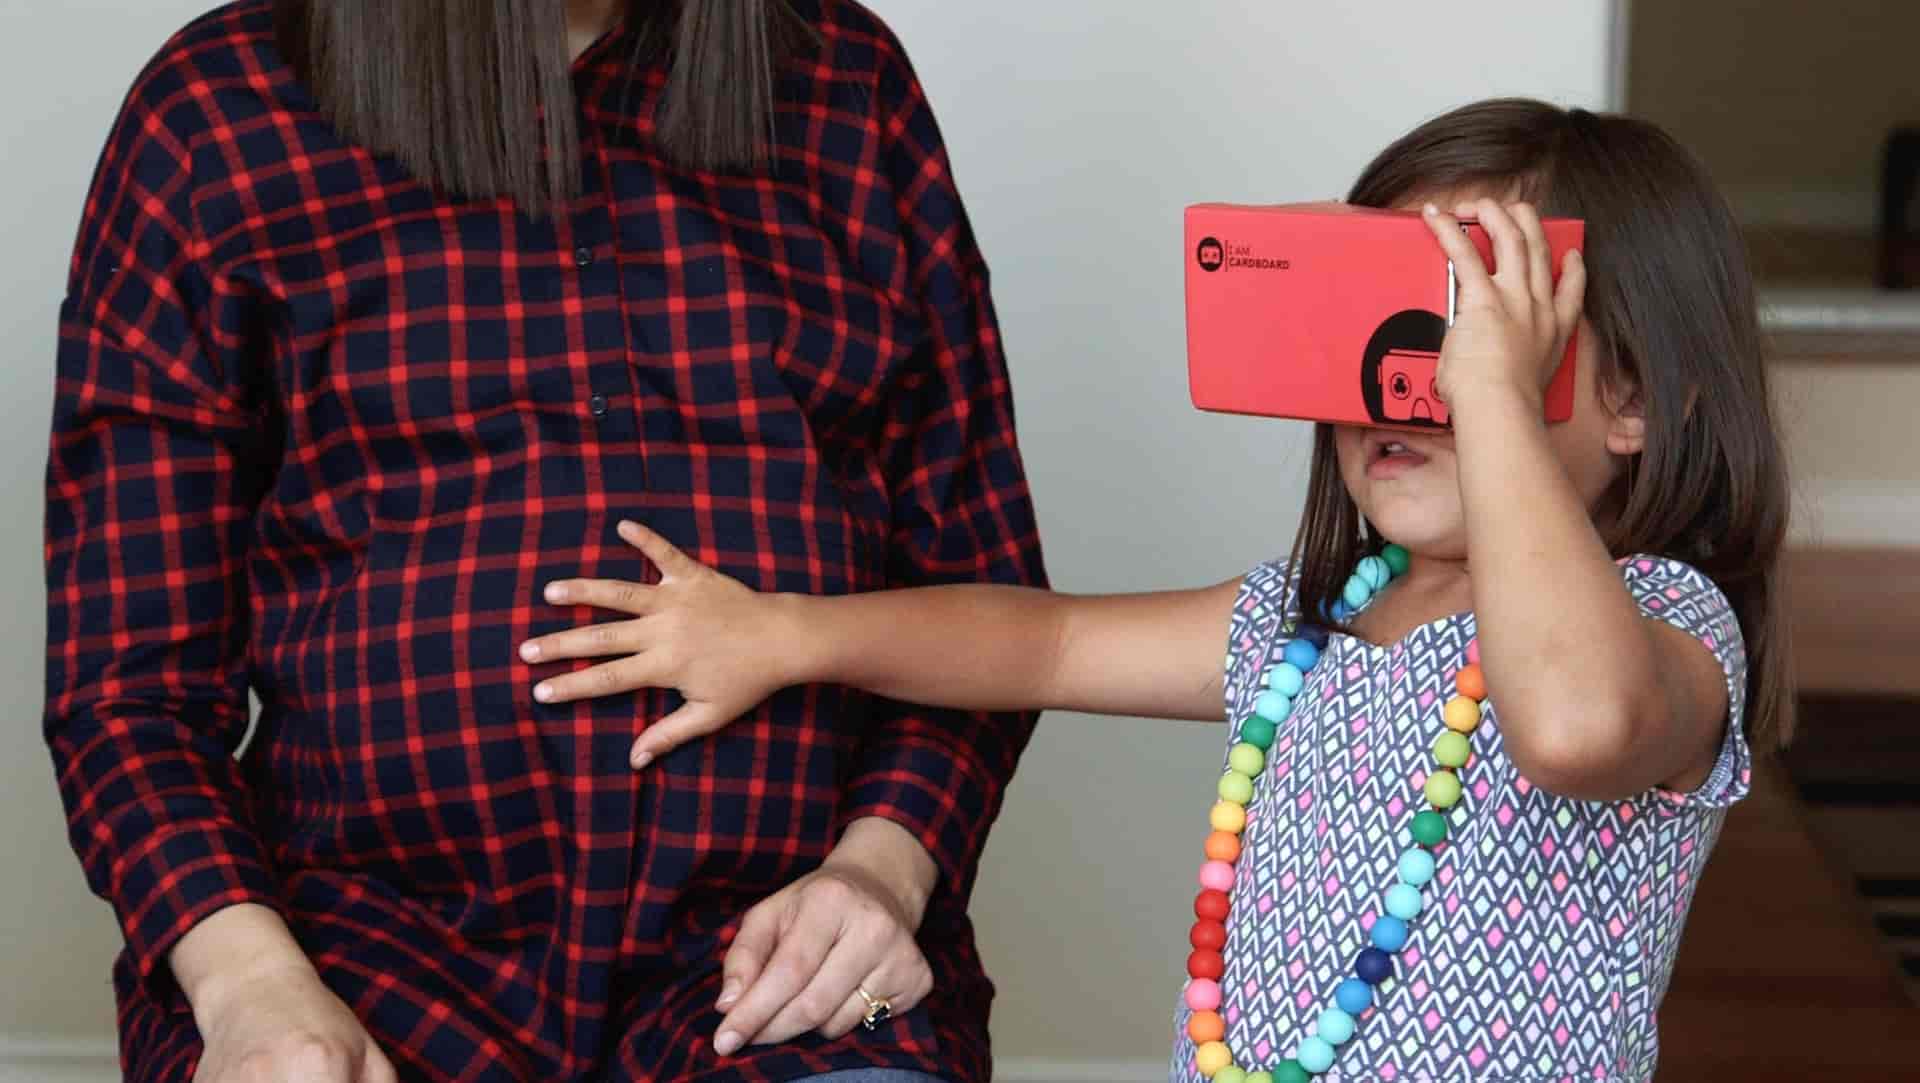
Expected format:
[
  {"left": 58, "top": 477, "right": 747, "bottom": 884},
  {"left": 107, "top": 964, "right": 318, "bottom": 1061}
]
[
  {"left": 520, "top": 521, "right": 789, "bottom": 768},
  {"left": 1420, "top": 198, "right": 1585, "bottom": 411}
]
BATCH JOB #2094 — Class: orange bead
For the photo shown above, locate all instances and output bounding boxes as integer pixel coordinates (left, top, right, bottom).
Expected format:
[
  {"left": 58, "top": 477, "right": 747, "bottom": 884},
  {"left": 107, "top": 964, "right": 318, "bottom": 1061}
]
[
  {"left": 1204, "top": 830, "right": 1242, "bottom": 863},
  {"left": 1188, "top": 1010, "right": 1226, "bottom": 1044},
  {"left": 1455, "top": 663, "right": 1486, "bottom": 700}
]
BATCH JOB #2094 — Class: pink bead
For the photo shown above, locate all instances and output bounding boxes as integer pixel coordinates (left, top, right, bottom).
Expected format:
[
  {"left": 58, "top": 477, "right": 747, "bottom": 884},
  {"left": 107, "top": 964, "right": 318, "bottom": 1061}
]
[
  {"left": 1185, "top": 978, "right": 1223, "bottom": 1011},
  {"left": 1199, "top": 860, "right": 1236, "bottom": 893},
  {"left": 1466, "top": 638, "right": 1480, "bottom": 664}
]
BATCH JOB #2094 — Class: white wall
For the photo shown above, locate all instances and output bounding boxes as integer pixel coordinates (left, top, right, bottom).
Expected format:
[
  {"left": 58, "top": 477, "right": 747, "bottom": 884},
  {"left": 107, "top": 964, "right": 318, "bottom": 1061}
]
[{"left": 0, "top": 2, "right": 1614, "bottom": 1079}]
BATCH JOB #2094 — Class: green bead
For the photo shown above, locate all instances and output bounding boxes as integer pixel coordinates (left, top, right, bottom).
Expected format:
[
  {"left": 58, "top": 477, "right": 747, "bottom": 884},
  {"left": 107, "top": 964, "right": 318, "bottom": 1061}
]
[
  {"left": 1381, "top": 543, "right": 1411, "bottom": 575},
  {"left": 1218, "top": 771, "right": 1255, "bottom": 804},
  {"left": 1410, "top": 810, "right": 1449, "bottom": 847},
  {"left": 1246, "top": 1074, "right": 1274, "bottom": 1083},
  {"left": 1432, "top": 731, "right": 1471, "bottom": 769},
  {"left": 1426, "top": 770, "right": 1463, "bottom": 809},
  {"left": 1241, "top": 715, "right": 1278, "bottom": 750},
  {"left": 1214, "top": 1068, "right": 1248, "bottom": 1083},
  {"left": 1274, "top": 1062, "right": 1311, "bottom": 1083},
  {"left": 1229, "top": 742, "right": 1266, "bottom": 777}
]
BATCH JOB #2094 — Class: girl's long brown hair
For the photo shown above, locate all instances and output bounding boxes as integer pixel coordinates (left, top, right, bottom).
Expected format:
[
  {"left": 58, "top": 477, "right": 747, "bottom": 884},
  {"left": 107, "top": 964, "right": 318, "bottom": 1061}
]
[
  {"left": 1290, "top": 99, "right": 1795, "bottom": 749},
  {"left": 275, "top": 1, "right": 809, "bottom": 215}
]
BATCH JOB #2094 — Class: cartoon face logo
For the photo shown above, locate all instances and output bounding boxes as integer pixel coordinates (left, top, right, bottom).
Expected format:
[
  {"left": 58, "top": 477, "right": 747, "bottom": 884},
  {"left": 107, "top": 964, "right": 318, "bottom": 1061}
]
[
  {"left": 1196, "top": 236, "right": 1225, "bottom": 272},
  {"left": 1378, "top": 349, "right": 1448, "bottom": 424}
]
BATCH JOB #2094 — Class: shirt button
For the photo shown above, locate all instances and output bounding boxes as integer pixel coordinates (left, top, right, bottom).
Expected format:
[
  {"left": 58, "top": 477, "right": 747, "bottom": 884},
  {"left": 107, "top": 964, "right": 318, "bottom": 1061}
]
[
  {"left": 574, "top": 246, "right": 595, "bottom": 268},
  {"left": 589, "top": 394, "right": 609, "bottom": 418}
]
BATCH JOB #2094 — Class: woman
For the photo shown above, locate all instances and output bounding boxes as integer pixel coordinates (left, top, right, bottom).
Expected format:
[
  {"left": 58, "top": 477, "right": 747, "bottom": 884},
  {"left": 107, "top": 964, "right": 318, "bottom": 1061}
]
[{"left": 43, "top": 2, "right": 1045, "bottom": 1080}]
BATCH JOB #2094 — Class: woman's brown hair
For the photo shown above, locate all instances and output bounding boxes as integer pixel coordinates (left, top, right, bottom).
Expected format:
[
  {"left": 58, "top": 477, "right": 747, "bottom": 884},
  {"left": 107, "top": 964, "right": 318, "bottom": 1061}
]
[
  {"left": 1289, "top": 98, "right": 1795, "bottom": 749},
  {"left": 274, "top": 1, "right": 809, "bottom": 215}
]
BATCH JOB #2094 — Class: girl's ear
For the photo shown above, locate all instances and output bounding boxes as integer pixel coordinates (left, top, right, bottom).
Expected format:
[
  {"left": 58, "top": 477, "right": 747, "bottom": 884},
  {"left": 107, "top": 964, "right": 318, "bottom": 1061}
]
[{"left": 1606, "top": 382, "right": 1648, "bottom": 457}]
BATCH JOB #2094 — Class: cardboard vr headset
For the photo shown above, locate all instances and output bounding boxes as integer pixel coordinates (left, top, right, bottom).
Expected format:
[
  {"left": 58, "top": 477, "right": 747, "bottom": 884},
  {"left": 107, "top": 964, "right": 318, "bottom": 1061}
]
[{"left": 1184, "top": 202, "right": 1583, "bottom": 429}]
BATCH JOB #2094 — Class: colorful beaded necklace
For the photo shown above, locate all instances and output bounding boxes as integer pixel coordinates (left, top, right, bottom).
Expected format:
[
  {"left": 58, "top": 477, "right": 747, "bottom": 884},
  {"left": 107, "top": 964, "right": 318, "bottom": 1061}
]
[{"left": 1186, "top": 544, "right": 1488, "bottom": 1083}]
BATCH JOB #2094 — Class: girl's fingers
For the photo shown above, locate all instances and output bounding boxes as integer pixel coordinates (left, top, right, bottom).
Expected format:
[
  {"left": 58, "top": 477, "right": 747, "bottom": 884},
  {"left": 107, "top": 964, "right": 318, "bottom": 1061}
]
[
  {"left": 630, "top": 700, "right": 734, "bottom": 769},
  {"left": 1509, "top": 201, "right": 1555, "bottom": 306},
  {"left": 520, "top": 616, "right": 653, "bottom": 664},
  {"left": 1467, "top": 198, "right": 1529, "bottom": 307},
  {"left": 533, "top": 652, "right": 669, "bottom": 704},
  {"left": 1421, "top": 204, "right": 1493, "bottom": 299},
  {"left": 616, "top": 520, "right": 701, "bottom": 582},
  {"left": 542, "top": 577, "right": 657, "bottom": 615},
  {"left": 1553, "top": 249, "right": 1588, "bottom": 342}
]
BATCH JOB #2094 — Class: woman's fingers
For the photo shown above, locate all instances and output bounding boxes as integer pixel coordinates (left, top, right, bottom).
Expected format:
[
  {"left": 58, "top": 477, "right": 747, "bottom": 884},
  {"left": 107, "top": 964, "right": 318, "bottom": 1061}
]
[
  {"left": 616, "top": 520, "right": 702, "bottom": 583},
  {"left": 533, "top": 652, "right": 670, "bottom": 704},
  {"left": 629, "top": 700, "right": 733, "bottom": 768},
  {"left": 1421, "top": 203, "right": 1493, "bottom": 300},
  {"left": 541, "top": 577, "right": 657, "bottom": 616},
  {"left": 520, "top": 614, "right": 653, "bottom": 665},
  {"left": 715, "top": 898, "right": 836, "bottom": 1057}
]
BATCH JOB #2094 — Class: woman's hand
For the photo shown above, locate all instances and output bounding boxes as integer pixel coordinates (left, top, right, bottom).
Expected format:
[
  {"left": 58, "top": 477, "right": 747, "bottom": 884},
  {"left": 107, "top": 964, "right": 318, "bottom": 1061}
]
[
  {"left": 712, "top": 818, "right": 938, "bottom": 1058},
  {"left": 1420, "top": 197, "right": 1585, "bottom": 411},
  {"left": 520, "top": 521, "right": 795, "bottom": 767},
  {"left": 176, "top": 906, "right": 396, "bottom": 1083}
]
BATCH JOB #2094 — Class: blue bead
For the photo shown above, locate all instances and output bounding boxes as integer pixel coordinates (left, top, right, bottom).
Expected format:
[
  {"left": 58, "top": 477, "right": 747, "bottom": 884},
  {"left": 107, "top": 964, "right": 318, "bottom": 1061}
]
[
  {"left": 1356, "top": 556, "right": 1391, "bottom": 591},
  {"left": 1356, "top": 947, "right": 1394, "bottom": 985},
  {"left": 1371, "top": 915, "right": 1410, "bottom": 952},
  {"left": 1254, "top": 690, "right": 1294, "bottom": 722},
  {"left": 1316, "top": 1007, "right": 1356, "bottom": 1045},
  {"left": 1267, "top": 662, "right": 1305, "bottom": 697},
  {"left": 1281, "top": 638, "right": 1320, "bottom": 671},
  {"left": 1398, "top": 847, "right": 1436, "bottom": 887},
  {"left": 1334, "top": 978, "right": 1373, "bottom": 1014},
  {"left": 1329, "top": 601, "right": 1353, "bottom": 623},
  {"left": 1384, "top": 883, "right": 1424, "bottom": 921},
  {"left": 1297, "top": 1036, "right": 1335, "bottom": 1074},
  {"left": 1295, "top": 623, "right": 1331, "bottom": 649},
  {"left": 1341, "top": 576, "right": 1371, "bottom": 610}
]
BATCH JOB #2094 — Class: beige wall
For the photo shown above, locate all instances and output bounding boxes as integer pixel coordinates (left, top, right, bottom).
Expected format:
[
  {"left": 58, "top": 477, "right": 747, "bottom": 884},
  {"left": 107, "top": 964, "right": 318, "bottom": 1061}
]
[{"left": 1629, "top": 0, "right": 1920, "bottom": 230}]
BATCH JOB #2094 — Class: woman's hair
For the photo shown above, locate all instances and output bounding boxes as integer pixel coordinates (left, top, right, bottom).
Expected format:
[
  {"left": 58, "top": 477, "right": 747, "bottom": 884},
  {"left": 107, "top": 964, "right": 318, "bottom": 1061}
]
[
  {"left": 1288, "top": 98, "right": 1795, "bottom": 749},
  {"left": 274, "top": 1, "right": 809, "bottom": 214}
]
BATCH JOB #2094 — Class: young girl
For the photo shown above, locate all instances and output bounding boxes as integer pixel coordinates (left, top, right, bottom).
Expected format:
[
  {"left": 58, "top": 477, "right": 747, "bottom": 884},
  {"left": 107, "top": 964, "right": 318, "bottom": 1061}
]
[{"left": 521, "top": 99, "right": 1792, "bottom": 1082}]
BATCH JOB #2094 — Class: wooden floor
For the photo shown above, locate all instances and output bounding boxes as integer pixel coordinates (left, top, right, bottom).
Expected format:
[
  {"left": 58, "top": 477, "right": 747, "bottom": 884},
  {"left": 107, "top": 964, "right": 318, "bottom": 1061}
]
[{"left": 1652, "top": 548, "right": 1920, "bottom": 1079}]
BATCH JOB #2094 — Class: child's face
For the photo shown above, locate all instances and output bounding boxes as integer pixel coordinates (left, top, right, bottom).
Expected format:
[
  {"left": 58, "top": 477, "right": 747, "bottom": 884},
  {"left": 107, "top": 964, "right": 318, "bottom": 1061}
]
[{"left": 1333, "top": 318, "right": 1640, "bottom": 560}]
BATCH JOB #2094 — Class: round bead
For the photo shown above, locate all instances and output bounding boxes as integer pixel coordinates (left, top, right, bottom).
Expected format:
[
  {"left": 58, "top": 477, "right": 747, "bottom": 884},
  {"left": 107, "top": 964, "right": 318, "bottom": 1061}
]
[
  {"left": 1240, "top": 715, "right": 1278, "bottom": 750},
  {"left": 1341, "top": 576, "right": 1371, "bottom": 610},
  {"left": 1442, "top": 695, "right": 1482, "bottom": 734},
  {"left": 1194, "top": 1040, "right": 1232, "bottom": 1077},
  {"left": 1228, "top": 743, "right": 1266, "bottom": 777},
  {"left": 1253, "top": 690, "right": 1294, "bottom": 724},
  {"left": 1381, "top": 543, "right": 1411, "bottom": 575},
  {"left": 1247, "top": 1074, "right": 1275, "bottom": 1083},
  {"left": 1398, "top": 847, "right": 1437, "bottom": 887},
  {"left": 1294, "top": 623, "right": 1331, "bottom": 649},
  {"left": 1409, "top": 810, "right": 1449, "bottom": 848},
  {"left": 1455, "top": 663, "right": 1486, "bottom": 700},
  {"left": 1329, "top": 601, "right": 1353, "bottom": 623},
  {"left": 1356, "top": 947, "right": 1394, "bottom": 985},
  {"left": 1196, "top": 888, "right": 1231, "bottom": 922},
  {"left": 1425, "top": 769, "right": 1463, "bottom": 810},
  {"left": 1466, "top": 637, "right": 1481, "bottom": 664},
  {"left": 1191, "top": 920, "right": 1227, "bottom": 951},
  {"left": 1356, "top": 555, "right": 1391, "bottom": 591},
  {"left": 1188, "top": 949, "right": 1225, "bottom": 981},
  {"left": 1215, "top": 1068, "right": 1248, "bottom": 1083},
  {"left": 1274, "top": 1064, "right": 1310, "bottom": 1083},
  {"left": 1334, "top": 978, "right": 1373, "bottom": 1015},
  {"left": 1186, "top": 978, "right": 1223, "bottom": 1012},
  {"left": 1188, "top": 1009, "right": 1226, "bottom": 1044},
  {"left": 1385, "top": 882, "right": 1424, "bottom": 920},
  {"left": 1218, "top": 771, "right": 1254, "bottom": 804},
  {"left": 1432, "top": 731, "right": 1471, "bottom": 769},
  {"left": 1317, "top": 1006, "right": 1356, "bottom": 1045},
  {"left": 1210, "top": 801, "right": 1247, "bottom": 834},
  {"left": 1204, "top": 831, "right": 1242, "bottom": 863},
  {"left": 1281, "top": 639, "right": 1320, "bottom": 672},
  {"left": 1297, "top": 1036, "right": 1336, "bottom": 1074},
  {"left": 1199, "top": 861, "right": 1236, "bottom": 893},
  {"left": 1371, "top": 914, "right": 1410, "bottom": 952},
  {"left": 1267, "top": 662, "right": 1305, "bottom": 697}
]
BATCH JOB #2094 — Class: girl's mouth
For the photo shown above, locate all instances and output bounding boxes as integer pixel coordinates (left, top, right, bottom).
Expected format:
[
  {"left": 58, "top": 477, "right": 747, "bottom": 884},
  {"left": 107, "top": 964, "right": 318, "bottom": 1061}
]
[{"left": 1365, "top": 433, "right": 1431, "bottom": 478}]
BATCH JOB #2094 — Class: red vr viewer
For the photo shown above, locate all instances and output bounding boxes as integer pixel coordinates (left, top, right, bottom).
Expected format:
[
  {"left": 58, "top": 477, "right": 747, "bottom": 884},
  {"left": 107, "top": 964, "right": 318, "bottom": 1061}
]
[{"left": 1185, "top": 202, "right": 1584, "bottom": 429}]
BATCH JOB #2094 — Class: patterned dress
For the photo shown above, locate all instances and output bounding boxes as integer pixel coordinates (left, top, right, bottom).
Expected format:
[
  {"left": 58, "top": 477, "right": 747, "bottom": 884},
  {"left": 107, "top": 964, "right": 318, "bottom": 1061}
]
[{"left": 1171, "top": 556, "right": 1751, "bottom": 1082}]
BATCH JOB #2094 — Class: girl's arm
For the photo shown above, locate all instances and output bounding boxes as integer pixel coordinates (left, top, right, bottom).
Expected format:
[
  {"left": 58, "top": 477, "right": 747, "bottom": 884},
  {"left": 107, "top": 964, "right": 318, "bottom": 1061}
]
[
  {"left": 1426, "top": 199, "right": 1729, "bottom": 802},
  {"left": 522, "top": 521, "right": 1241, "bottom": 765}
]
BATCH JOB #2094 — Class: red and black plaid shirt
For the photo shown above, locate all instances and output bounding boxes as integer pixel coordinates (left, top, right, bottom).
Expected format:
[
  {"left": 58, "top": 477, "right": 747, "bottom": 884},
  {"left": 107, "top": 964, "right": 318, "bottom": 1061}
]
[{"left": 44, "top": 2, "right": 1044, "bottom": 1080}]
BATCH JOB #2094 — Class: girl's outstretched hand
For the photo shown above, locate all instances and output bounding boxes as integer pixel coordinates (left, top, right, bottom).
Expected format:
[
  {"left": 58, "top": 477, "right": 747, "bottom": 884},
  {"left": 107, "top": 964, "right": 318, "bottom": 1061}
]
[
  {"left": 521, "top": 521, "right": 789, "bottom": 768},
  {"left": 1421, "top": 197, "right": 1585, "bottom": 411}
]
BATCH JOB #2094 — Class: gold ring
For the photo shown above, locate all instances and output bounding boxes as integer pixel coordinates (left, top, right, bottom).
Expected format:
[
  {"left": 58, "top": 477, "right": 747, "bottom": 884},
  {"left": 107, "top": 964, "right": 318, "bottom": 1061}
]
[{"left": 856, "top": 985, "right": 893, "bottom": 1030}]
